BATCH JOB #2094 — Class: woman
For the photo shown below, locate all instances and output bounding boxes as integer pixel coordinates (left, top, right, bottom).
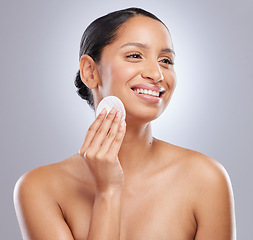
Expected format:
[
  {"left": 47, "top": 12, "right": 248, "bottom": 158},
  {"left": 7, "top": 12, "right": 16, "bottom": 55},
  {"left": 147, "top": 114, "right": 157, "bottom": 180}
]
[{"left": 14, "top": 7, "right": 236, "bottom": 240}]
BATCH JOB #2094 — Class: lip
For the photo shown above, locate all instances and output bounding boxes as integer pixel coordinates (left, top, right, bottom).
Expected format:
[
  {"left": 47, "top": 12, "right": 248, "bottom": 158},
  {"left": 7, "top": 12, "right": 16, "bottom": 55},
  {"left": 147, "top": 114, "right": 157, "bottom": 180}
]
[{"left": 130, "top": 83, "right": 165, "bottom": 103}]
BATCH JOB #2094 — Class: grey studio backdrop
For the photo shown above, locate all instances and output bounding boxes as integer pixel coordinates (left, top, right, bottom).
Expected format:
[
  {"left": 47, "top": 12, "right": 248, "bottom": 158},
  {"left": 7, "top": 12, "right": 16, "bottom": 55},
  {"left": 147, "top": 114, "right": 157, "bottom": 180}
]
[{"left": 0, "top": 0, "right": 252, "bottom": 239}]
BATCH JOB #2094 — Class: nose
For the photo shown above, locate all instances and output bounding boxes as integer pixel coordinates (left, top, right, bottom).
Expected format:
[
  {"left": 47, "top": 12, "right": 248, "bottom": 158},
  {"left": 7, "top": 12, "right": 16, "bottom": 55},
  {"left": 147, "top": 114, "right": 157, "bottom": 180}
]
[{"left": 141, "top": 60, "right": 164, "bottom": 83}]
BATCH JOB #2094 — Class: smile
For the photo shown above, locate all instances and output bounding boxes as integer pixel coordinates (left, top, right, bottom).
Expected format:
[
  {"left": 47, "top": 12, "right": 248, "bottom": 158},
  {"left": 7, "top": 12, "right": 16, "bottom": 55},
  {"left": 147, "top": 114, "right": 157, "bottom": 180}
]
[
  {"left": 131, "top": 84, "right": 165, "bottom": 98},
  {"left": 134, "top": 88, "right": 160, "bottom": 97},
  {"left": 130, "top": 84, "right": 166, "bottom": 103}
]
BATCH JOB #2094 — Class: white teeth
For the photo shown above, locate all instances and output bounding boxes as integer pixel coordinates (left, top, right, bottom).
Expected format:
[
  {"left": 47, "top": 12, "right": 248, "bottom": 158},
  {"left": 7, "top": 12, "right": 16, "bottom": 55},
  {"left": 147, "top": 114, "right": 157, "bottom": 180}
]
[
  {"left": 153, "top": 91, "right": 159, "bottom": 97},
  {"left": 134, "top": 88, "right": 160, "bottom": 97}
]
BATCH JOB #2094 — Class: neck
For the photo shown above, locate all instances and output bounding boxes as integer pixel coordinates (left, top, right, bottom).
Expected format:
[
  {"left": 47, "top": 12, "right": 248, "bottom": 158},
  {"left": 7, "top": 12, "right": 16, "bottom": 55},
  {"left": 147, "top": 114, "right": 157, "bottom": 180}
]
[{"left": 118, "top": 122, "right": 154, "bottom": 175}]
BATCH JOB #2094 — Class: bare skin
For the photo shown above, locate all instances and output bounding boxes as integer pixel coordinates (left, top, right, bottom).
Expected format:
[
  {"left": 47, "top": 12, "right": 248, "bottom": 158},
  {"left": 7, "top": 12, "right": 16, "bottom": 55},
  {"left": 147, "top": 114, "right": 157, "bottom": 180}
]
[{"left": 14, "top": 15, "right": 236, "bottom": 240}]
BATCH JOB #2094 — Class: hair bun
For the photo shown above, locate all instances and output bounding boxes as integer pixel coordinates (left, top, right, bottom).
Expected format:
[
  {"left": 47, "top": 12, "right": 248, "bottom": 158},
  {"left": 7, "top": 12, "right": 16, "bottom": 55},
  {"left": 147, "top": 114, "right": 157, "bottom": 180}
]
[{"left": 74, "top": 70, "right": 94, "bottom": 109}]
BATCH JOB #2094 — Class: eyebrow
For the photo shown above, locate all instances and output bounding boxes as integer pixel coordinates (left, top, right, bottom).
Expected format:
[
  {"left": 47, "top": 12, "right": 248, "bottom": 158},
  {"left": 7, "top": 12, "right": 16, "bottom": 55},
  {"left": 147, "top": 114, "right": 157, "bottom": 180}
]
[{"left": 120, "top": 42, "right": 175, "bottom": 55}]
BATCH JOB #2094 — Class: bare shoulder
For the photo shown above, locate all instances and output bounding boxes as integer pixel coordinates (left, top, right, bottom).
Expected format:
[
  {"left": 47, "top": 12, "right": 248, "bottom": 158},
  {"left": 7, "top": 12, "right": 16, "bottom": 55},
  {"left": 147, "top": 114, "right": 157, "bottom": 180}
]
[
  {"left": 14, "top": 153, "right": 88, "bottom": 205},
  {"left": 155, "top": 139, "right": 236, "bottom": 239},
  {"left": 154, "top": 138, "right": 234, "bottom": 205},
  {"left": 13, "top": 154, "right": 91, "bottom": 239},
  {"left": 155, "top": 138, "right": 231, "bottom": 185},
  {"left": 15, "top": 156, "right": 67, "bottom": 194}
]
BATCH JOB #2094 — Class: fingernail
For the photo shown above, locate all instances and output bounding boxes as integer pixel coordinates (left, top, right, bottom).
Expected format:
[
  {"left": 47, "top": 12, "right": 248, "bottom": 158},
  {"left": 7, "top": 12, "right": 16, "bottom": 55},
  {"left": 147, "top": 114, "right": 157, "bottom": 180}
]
[
  {"left": 121, "top": 120, "right": 126, "bottom": 127},
  {"left": 110, "top": 107, "right": 116, "bottom": 114},
  {"left": 116, "top": 110, "right": 122, "bottom": 118},
  {"left": 100, "top": 108, "right": 107, "bottom": 115}
]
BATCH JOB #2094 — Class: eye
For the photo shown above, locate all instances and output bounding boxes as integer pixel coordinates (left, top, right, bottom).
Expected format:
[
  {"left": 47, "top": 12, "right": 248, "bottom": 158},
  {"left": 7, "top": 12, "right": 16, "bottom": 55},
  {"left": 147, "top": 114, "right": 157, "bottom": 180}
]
[
  {"left": 159, "top": 58, "right": 174, "bottom": 65},
  {"left": 126, "top": 53, "right": 142, "bottom": 59}
]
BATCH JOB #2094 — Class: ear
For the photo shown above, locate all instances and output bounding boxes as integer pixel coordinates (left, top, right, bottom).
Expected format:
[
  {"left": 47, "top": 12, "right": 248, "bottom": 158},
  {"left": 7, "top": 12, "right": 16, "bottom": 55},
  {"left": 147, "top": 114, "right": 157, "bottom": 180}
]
[{"left": 79, "top": 54, "right": 99, "bottom": 89}]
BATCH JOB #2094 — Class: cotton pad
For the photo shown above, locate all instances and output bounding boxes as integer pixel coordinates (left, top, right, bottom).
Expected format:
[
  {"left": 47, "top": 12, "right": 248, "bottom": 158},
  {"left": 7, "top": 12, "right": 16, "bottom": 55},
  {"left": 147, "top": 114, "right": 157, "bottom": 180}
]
[{"left": 95, "top": 96, "right": 126, "bottom": 121}]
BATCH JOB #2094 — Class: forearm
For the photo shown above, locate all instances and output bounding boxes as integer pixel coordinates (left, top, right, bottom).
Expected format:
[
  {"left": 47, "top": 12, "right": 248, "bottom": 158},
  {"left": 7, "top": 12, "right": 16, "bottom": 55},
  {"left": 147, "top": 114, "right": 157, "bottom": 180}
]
[{"left": 87, "top": 189, "right": 122, "bottom": 240}]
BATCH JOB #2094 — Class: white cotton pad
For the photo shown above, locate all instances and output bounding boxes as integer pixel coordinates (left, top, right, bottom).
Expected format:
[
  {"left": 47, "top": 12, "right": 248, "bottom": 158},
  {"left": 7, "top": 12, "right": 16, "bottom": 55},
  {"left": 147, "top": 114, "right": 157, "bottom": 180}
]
[{"left": 95, "top": 96, "right": 126, "bottom": 121}]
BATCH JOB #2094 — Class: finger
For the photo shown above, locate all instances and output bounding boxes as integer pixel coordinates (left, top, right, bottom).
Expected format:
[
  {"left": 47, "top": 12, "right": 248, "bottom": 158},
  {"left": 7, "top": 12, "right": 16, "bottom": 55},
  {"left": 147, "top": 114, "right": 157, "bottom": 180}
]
[
  {"left": 96, "top": 110, "right": 123, "bottom": 155},
  {"left": 106, "top": 120, "right": 126, "bottom": 157},
  {"left": 87, "top": 107, "right": 118, "bottom": 153},
  {"left": 79, "top": 108, "right": 107, "bottom": 156}
]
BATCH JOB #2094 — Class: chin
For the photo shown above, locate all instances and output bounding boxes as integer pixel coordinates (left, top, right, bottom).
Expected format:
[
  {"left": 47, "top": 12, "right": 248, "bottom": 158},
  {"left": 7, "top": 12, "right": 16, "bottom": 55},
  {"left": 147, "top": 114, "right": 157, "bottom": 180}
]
[{"left": 125, "top": 105, "right": 165, "bottom": 124}]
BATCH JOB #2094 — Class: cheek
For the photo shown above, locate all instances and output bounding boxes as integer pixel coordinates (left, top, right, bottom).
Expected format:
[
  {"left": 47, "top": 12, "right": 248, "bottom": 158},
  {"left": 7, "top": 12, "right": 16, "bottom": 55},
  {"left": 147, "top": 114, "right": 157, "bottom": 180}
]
[
  {"left": 110, "top": 62, "right": 140, "bottom": 85},
  {"left": 166, "top": 70, "right": 177, "bottom": 91}
]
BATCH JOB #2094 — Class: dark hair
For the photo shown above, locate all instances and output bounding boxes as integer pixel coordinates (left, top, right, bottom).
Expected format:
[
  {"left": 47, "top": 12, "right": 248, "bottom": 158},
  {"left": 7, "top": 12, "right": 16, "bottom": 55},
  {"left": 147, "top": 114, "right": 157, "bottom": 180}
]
[{"left": 74, "top": 7, "right": 167, "bottom": 109}]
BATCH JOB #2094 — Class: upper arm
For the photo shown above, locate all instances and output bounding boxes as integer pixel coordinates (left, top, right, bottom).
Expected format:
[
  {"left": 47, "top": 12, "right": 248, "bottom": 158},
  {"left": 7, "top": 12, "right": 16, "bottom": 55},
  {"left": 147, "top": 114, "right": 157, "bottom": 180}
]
[
  {"left": 193, "top": 157, "right": 236, "bottom": 240},
  {"left": 14, "top": 170, "right": 74, "bottom": 240}
]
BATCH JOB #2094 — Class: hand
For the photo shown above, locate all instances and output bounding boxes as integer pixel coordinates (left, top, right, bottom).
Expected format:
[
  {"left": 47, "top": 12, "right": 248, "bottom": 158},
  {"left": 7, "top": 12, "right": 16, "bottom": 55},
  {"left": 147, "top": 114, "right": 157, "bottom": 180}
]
[{"left": 79, "top": 107, "right": 126, "bottom": 193}]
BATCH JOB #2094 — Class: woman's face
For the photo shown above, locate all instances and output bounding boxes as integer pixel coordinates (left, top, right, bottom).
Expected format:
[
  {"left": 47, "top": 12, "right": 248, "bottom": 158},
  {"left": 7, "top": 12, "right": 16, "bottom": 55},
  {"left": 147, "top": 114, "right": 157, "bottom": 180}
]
[{"left": 95, "top": 15, "right": 176, "bottom": 123}]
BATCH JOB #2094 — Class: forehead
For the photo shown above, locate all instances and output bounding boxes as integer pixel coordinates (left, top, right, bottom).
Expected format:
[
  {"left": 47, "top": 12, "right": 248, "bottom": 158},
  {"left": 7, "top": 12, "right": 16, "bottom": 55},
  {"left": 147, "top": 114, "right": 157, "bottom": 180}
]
[{"left": 113, "top": 15, "right": 173, "bottom": 50}]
